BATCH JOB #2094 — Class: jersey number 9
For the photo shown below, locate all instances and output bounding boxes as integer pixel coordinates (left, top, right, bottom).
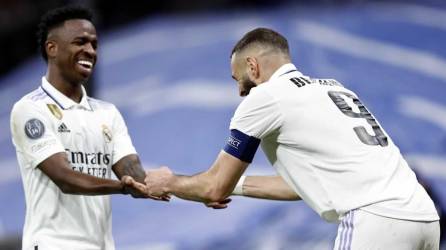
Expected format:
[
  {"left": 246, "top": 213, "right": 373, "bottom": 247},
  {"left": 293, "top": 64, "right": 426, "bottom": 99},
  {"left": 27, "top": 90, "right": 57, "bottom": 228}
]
[{"left": 328, "top": 91, "right": 388, "bottom": 147}]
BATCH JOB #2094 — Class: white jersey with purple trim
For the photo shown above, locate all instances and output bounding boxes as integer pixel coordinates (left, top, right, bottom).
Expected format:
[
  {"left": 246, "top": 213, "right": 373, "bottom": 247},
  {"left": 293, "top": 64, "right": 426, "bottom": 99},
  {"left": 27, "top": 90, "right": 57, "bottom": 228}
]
[
  {"left": 229, "top": 63, "right": 439, "bottom": 222},
  {"left": 10, "top": 77, "right": 137, "bottom": 250}
]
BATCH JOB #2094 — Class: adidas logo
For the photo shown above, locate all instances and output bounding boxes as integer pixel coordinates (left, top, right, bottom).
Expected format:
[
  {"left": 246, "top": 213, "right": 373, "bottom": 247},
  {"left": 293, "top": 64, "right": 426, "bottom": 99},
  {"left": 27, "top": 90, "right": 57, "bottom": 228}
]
[{"left": 57, "top": 123, "right": 71, "bottom": 133}]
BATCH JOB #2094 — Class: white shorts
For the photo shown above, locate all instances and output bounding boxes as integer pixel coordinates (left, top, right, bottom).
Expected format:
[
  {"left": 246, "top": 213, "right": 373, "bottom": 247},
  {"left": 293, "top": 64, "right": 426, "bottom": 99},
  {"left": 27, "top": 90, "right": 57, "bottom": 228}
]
[{"left": 333, "top": 209, "right": 440, "bottom": 250}]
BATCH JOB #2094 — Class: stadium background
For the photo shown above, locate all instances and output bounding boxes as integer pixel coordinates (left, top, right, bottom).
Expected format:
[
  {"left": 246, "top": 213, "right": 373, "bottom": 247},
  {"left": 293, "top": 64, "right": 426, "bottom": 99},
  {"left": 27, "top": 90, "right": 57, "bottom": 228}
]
[{"left": 1, "top": 0, "right": 445, "bottom": 249}]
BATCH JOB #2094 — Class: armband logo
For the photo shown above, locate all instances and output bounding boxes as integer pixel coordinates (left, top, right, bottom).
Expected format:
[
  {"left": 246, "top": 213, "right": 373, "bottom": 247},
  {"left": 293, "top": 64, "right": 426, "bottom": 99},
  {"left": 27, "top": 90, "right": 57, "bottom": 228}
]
[
  {"left": 101, "top": 124, "right": 113, "bottom": 143},
  {"left": 47, "top": 104, "right": 63, "bottom": 120},
  {"left": 24, "top": 118, "right": 45, "bottom": 139},
  {"left": 227, "top": 135, "right": 241, "bottom": 149}
]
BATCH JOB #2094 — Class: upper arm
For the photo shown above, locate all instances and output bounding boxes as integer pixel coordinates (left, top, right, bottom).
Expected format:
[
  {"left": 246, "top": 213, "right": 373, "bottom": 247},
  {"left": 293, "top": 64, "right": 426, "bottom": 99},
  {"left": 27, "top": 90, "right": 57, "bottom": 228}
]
[
  {"left": 230, "top": 88, "right": 282, "bottom": 139},
  {"left": 223, "top": 89, "right": 282, "bottom": 164},
  {"left": 10, "top": 101, "right": 65, "bottom": 168},
  {"left": 109, "top": 107, "right": 145, "bottom": 182},
  {"left": 111, "top": 106, "right": 137, "bottom": 165},
  {"left": 206, "top": 90, "right": 283, "bottom": 198}
]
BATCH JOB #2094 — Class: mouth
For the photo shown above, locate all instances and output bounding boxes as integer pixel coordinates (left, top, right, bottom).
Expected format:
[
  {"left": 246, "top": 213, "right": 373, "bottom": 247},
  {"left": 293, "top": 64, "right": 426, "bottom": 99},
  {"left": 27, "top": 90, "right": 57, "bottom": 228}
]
[{"left": 76, "top": 60, "right": 94, "bottom": 74}]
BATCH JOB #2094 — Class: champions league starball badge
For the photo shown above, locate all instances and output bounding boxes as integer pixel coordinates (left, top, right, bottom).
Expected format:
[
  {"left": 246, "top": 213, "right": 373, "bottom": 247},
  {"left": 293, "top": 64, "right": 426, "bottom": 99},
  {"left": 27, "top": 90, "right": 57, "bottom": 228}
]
[{"left": 24, "top": 118, "right": 45, "bottom": 139}]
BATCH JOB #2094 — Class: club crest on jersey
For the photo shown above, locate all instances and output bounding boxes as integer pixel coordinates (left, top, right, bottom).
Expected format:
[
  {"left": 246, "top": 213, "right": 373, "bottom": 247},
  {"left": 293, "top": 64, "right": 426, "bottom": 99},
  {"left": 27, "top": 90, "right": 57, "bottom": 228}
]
[
  {"left": 47, "top": 104, "right": 63, "bottom": 120},
  {"left": 102, "top": 124, "right": 112, "bottom": 143},
  {"left": 24, "top": 118, "right": 45, "bottom": 139}
]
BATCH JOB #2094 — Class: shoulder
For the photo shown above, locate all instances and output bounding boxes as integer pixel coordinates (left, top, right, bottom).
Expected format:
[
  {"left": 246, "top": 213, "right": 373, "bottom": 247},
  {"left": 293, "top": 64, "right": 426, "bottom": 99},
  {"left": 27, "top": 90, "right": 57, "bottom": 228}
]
[
  {"left": 87, "top": 97, "right": 117, "bottom": 111},
  {"left": 233, "top": 84, "right": 279, "bottom": 118},
  {"left": 239, "top": 85, "right": 272, "bottom": 107},
  {"left": 87, "top": 97, "right": 126, "bottom": 122},
  {"left": 11, "top": 89, "right": 52, "bottom": 138},
  {"left": 12, "top": 88, "right": 48, "bottom": 115},
  {"left": 245, "top": 80, "right": 281, "bottom": 104},
  {"left": 17, "top": 87, "right": 48, "bottom": 105}
]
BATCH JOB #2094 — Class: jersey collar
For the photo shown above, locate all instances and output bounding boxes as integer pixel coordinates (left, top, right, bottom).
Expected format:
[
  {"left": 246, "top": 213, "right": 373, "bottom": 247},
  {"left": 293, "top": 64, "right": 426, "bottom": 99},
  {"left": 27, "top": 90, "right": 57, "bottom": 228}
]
[
  {"left": 269, "top": 63, "right": 304, "bottom": 81},
  {"left": 41, "top": 77, "right": 92, "bottom": 111}
]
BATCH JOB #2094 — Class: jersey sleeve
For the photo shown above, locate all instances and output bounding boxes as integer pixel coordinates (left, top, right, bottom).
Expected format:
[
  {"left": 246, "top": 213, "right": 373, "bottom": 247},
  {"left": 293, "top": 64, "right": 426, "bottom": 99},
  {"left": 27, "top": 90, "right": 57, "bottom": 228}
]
[
  {"left": 111, "top": 106, "right": 137, "bottom": 165},
  {"left": 224, "top": 88, "right": 283, "bottom": 163},
  {"left": 10, "top": 100, "right": 65, "bottom": 168}
]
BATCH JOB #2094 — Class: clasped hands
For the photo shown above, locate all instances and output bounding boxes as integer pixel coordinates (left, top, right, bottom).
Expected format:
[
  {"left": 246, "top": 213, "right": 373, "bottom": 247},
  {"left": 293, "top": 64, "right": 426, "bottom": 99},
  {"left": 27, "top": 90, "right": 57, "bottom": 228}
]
[{"left": 121, "top": 166, "right": 231, "bottom": 209}]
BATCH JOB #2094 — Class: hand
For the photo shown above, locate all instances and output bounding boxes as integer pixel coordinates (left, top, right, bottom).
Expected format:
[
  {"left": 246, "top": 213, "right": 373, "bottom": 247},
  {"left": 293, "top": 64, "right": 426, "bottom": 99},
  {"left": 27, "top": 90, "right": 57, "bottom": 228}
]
[
  {"left": 121, "top": 175, "right": 147, "bottom": 198},
  {"left": 145, "top": 166, "right": 173, "bottom": 197},
  {"left": 205, "top": 198, "right": 232, "bottom": 209},
  {"left": 122, "top": 175, "right": 170, "bottom": 201}
]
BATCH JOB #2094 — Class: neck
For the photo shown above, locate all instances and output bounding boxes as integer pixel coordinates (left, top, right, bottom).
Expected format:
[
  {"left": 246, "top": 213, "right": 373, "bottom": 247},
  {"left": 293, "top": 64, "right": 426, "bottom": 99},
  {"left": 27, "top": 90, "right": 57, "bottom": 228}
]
[
  {"left": 258, "top": 56, "right": 290, "bottom": 84},
  {"left": 46, "top": 66, "right": 83, "bottom": 103}
]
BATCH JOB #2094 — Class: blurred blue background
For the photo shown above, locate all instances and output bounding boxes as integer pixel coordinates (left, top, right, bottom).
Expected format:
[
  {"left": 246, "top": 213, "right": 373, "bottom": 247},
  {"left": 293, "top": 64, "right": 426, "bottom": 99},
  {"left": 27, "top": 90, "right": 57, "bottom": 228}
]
[{"left": 1, "top": 0, "right": 445, "bottom": 249}]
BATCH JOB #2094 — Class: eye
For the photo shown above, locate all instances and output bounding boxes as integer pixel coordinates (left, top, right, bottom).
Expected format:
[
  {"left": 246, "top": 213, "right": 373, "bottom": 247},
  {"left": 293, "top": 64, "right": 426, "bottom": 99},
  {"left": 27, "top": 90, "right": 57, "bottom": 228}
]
[{"left": 73, "top": 38, "right": 86, "bottom": 46}]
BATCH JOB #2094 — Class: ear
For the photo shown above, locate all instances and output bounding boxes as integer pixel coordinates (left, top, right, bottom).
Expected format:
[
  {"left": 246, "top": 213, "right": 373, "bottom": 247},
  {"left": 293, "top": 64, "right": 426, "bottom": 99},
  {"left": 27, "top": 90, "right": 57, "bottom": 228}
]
[
  {"left": 245, "top": 57, "right": 260, "bottom": 80},
  {"left": 46, "top": 40, "right": 58, "bottom": 59}
]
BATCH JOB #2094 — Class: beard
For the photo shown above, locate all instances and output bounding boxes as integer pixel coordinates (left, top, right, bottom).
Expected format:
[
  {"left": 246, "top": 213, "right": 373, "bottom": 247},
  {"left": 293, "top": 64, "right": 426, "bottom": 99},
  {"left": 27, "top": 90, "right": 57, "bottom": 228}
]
[{"left": 240, "top": 75, "right": 257, "bottom": 96}]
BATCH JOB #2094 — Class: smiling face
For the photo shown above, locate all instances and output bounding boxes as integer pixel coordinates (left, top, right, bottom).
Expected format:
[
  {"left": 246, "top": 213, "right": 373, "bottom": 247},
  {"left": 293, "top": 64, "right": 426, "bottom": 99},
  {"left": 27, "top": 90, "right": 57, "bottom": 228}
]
[{"left": 46, "top": 19, "right": 97, "bottom": 85}]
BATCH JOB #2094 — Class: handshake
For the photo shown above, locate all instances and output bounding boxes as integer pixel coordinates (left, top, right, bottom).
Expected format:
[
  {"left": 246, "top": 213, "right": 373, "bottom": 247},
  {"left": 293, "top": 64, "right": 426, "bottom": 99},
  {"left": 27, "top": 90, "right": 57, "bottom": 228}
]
[{"left": 120, "top": 166, "right": 231, "bottom": 209}]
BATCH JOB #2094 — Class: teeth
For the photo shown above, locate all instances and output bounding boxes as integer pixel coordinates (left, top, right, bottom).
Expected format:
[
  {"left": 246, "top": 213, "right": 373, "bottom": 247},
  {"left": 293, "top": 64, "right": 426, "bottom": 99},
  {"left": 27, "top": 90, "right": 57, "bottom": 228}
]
[{"left": 78, "top": 60, "right": 93, "bottom": 68}]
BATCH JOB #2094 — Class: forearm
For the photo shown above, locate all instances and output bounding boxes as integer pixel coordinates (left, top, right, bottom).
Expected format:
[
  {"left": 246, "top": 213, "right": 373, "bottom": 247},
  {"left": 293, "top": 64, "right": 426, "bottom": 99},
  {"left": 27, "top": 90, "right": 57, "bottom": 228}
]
[
  {"left": 38, "top": 153, "right": 126, "bottom": 195},
  {"left": 166, "top": 152, "right": 249, "bottom": 202},
  {"left": 146, "top": 151, "right": 249, "bottom": 203},
  {"left": 167, "top": 172, "right": 228, "bottom": 203},
  {"left": 236, "top": 175, "right": 301, "bottom": 201},
  {"left": 112, "top": 154, "right": 146, "bottom": 183},
  {"left": 59, "top": 171, "right": 125, "bottom": 195}
]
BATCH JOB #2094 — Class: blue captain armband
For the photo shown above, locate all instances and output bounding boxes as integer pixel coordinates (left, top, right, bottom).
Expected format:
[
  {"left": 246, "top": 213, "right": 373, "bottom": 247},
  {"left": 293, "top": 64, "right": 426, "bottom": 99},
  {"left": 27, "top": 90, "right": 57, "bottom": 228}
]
[{"left": 223, "top": 129, "right": 261, "bottom": 163}]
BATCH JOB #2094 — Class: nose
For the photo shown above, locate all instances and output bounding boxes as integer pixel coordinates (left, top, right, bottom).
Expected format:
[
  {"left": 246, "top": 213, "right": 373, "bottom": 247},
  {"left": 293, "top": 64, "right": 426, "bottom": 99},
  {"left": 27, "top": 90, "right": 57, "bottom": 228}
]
[{"left": 84, "top": 43, "right": 96, "bottom": 58}]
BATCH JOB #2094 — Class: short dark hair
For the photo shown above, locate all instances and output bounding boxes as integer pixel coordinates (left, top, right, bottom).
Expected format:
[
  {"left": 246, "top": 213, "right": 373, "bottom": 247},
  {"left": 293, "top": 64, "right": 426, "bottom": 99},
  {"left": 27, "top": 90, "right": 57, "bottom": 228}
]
[
  {"left": 37, "top": 6, "right": 94, "bottom": 61},
  {"left": 231, "top": 28, "right": 289, "bottom": 57}
]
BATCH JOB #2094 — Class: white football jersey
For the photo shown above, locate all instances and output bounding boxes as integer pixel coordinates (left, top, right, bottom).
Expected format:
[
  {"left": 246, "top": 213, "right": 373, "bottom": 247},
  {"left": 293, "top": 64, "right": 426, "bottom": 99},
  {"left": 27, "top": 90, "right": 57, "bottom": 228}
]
[
  {"left": 230, "top": 64, "right": 439, "bottom": 222},
  {"left": 10, "top": 77, "right": 137, "bottom": 250}
]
